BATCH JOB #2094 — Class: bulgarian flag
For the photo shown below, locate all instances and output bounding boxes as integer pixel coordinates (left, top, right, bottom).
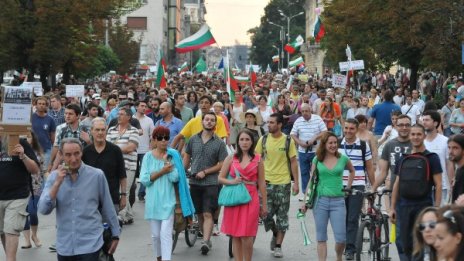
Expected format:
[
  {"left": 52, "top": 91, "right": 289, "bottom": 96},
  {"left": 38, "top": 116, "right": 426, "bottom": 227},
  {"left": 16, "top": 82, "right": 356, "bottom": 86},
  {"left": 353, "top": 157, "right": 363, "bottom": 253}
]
[
  {"left": 156, "top": 50, "right": 167, "bottom": 88},
  {"left": 289, "top": 56, "right": 304, "bottom": 68},
  {"left": 179, "top": 61, "right": 188, "bottom": 72},
  {"left": 249, "top": 64, "right": 257, "bottom": 87},
  {"left": 313, "top": 16, "right": 325, "bottom": 43},
  {"left": 224, "top": 51, "right": 239, "bottom": 102},
  {"left": 272, "top": 55, "right": 280, "bottom": 63},
  {"left": 284, "top": 35, "right": 304, "bottom": 54},
  {"left": 235, "top": 76, "right": 250, "bottom": 84},
  {"left": 175, "top": 24, "right": 216, "bottom": 53}
]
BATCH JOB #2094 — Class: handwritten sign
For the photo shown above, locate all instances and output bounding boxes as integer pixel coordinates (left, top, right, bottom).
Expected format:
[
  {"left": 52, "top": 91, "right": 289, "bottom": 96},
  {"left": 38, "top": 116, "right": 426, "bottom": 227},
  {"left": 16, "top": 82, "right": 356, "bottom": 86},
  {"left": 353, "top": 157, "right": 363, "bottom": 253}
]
[
  {"left": 339, "top": 60, "right": 365, "bottom": 72},
  {"left": 332, "top": 74, "right": 347, "bottom": 88},
  {"left": 22, "top": 82, "right": 43, "bottom": 96},
  {"left": 1, "top": 86, "right": 33, "bottom": 125},
  {"left": 66, "top": 85, "right": 85, "bottom": 97}
]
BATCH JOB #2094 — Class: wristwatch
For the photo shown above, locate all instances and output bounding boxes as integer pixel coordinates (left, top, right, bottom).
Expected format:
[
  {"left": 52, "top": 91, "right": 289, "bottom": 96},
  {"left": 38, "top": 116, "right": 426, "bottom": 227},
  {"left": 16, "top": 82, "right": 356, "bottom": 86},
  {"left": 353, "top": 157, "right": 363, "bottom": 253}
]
[{"left": 120, "top": 192, "right": 127, "bottom": 196}]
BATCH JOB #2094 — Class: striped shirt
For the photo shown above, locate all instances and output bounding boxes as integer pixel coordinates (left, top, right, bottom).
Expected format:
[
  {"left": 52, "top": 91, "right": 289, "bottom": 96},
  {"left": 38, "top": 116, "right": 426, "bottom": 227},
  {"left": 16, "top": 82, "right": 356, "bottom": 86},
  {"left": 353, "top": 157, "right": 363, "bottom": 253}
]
[
  {"left": 290, "top": 115, "right": 327, "bottom": 153},
  {"left": 48, "top": 107, "right": 66, "bottom": 126},
  {"left": 339, "top": 138, "right": 372, "bottom": 186},
  {"left": 106, "top": 125, "right": 139, "bottom": 171}
]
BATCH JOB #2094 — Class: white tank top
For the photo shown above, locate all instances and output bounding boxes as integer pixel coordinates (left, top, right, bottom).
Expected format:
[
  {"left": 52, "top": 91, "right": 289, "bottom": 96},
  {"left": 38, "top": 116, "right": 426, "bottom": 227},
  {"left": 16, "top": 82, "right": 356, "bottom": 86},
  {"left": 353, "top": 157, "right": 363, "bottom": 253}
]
[{"left": 232, "top": 103, "right": 244, "bottom": 123}]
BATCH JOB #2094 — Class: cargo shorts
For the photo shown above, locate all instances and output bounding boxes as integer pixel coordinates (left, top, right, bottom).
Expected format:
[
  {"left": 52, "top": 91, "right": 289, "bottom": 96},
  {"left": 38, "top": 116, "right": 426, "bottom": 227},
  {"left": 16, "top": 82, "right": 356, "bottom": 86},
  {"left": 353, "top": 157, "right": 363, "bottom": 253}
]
[
  {"left": 0, "top": 198, "right": 29, "bottom": 235},
  {"left": 264, "top": 183, "right": 291, "bottom": 232}
]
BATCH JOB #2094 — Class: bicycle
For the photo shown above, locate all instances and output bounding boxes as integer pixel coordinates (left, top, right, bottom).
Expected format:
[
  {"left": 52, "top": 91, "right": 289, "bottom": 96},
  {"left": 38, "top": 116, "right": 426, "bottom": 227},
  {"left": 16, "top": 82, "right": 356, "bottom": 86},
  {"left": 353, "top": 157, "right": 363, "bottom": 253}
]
[
  {"left": 172, "top": 214, "right": 200, "bottom": 252},
  {"left": 343, "top": 187, "right": 392, "bottom": 261}
]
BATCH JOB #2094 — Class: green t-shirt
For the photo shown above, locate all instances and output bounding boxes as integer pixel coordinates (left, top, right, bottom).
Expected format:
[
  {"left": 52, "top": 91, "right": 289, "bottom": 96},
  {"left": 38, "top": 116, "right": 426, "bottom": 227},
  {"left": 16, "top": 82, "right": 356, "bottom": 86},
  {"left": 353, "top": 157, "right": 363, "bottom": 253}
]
[{"left": 313, "top": 154, "right": 349, "bottom": 197}]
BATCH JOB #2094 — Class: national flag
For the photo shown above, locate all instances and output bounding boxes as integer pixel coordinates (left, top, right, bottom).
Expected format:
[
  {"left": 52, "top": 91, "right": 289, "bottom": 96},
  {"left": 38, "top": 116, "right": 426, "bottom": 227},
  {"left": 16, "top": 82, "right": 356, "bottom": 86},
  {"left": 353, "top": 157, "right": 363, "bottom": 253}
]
[
  {"left": 266, "top": 64, "right": 272, "bottom": 73},
  {"left": 297, "top": 64, "right": 305, "bottom": 73},
  {"left": 217, "top": 57, "right": 224, "bottom": 69},
  {"left": 313, "top": 16, "right": 325, "bottom": 43},
  {"left": 289, "top": 56, "right": 304, "bottom": 68},
  {"left": 179, "top": 61, "right": 188, "bottom": 72},
  {"left": 249, "top": 64, "right": 257, "bottom": 87},
  {"left": 175, "top": 24, "right": 217, "bottom": 53},
  {"left": 272, "top": 55, "right": 280, "bottom": 63},
  {"left": 195, "top": 57, "right": 207, "bottom": 72},
  {"left": 224, "top": 51, "right": 239, "bottom": 102},
  {"left": 156, "top": 49, "right": 167, "bottom": 88},
  {"left": 284, "top": 35, "right": 304, "bottom": 54},
  {"left": 235, "top": 76, "right": 250, "bottom": 84}
]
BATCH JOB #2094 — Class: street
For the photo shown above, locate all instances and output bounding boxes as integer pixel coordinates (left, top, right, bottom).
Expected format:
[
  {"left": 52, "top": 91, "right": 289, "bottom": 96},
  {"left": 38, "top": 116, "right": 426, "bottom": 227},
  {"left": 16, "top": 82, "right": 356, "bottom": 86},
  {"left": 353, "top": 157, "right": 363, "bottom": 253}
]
[{"left": 1, "top": 191, "right": 400, "bottom": 261}]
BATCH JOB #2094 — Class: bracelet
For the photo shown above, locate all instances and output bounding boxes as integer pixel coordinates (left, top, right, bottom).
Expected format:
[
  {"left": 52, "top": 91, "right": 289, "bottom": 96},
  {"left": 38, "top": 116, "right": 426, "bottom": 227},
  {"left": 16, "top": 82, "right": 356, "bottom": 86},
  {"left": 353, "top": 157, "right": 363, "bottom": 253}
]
[
  {"left": 19, "top": 154, "right": 27, "bottom": 160},
  {"left": 120, "top": 192, "right": 127, "bottom": 196}
]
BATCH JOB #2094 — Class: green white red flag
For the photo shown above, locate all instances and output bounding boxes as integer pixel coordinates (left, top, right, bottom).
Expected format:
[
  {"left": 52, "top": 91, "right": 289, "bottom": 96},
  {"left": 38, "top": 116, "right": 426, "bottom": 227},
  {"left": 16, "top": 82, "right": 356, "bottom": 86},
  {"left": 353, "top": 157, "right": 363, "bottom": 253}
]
[
  {"left": 313, "top": 16, "right": 325, "bottom": 43},
  {"left": 156, "top": 50, "right": 167, "bottom": 88},
  {"left": 289, "top": 56, "right": 304, "bottom": 68},
  {"left": 284, "top": 35, "right": 304, "bottom": 54},
  {"left": 224, "top": 51, "right": 239, "bottom": 102},
  {"left": 175, "top": 24, "right": 216, "bottom": 53},
  {"left": 179, "top": 61, "right": 188, "bottom": 72}
]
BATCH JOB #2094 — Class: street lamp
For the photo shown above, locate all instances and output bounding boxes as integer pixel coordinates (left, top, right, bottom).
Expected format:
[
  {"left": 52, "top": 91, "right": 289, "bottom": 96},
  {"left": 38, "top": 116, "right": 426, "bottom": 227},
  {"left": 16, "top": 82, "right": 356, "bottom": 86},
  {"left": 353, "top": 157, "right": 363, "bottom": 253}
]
[
  {"left": 272, "top": 45, "right": 280, "bottom": 70},
  {"left": 278, "top": 10, "right": 305, "bottom": 67},
  {"left": 268, "top": 21, "right": 285, "bottom": 69}
]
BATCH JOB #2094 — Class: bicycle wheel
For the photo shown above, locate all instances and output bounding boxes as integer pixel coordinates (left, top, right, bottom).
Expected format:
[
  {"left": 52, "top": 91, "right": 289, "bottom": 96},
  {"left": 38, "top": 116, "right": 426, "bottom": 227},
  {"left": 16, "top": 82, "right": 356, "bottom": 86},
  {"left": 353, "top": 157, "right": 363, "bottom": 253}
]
[
  {"left": 172, "top": 230, "right": 180, "bottom": 253},
  {"left": 356, "top": 220, "right": 375, "bottom": 261},
  {"left": 376, "top": 215, "right": 390, "bottom": 261},
  {"left": 228, "top": 236, "right": 234, "bottom": 258},
  {"left": 185, "top": 215, "right": 198, "bottom": 247}
]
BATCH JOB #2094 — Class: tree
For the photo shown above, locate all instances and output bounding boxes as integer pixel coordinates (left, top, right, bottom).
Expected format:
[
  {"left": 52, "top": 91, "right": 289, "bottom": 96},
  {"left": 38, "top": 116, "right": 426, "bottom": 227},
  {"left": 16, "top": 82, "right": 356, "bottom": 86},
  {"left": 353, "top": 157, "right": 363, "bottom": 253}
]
[
  {"left": 109, "top": 21, "right": 140, "bottom": 75},
  {"left": 323, "top": 0, "right": 464, "bottom": 88},
  {"left": 248, "top": 0, "right": 306, "bottom": 69}
]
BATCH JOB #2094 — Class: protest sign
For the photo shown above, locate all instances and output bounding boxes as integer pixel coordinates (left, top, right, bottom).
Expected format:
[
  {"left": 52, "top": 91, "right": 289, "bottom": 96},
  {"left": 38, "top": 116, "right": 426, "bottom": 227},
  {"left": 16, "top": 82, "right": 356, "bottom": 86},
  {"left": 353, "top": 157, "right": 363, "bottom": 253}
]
[{"left": 66, "top": 85, "right": 85, "bottom": 97}]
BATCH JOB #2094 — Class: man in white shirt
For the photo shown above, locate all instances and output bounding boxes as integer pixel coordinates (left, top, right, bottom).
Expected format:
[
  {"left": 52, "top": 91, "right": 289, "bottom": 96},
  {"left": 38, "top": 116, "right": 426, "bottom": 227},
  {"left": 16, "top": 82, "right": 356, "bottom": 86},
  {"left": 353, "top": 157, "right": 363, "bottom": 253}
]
[
  {"left": 312, "top": 89, "right": 326, "bottom": 115},
  {"left": 422, "top": 110, "right": 454, "bottom": 205},
  {"left": 401, "top": 95, "right": 421, "bottom": 124},
  {"left": 290, "top": 104, "right": 327, "bottom": 194},
  {"left": 411, "top": 89, "right": 425, "bottom": 113},
  {"left": 393, "top": 88, "right": 404, "bottom": 106}
]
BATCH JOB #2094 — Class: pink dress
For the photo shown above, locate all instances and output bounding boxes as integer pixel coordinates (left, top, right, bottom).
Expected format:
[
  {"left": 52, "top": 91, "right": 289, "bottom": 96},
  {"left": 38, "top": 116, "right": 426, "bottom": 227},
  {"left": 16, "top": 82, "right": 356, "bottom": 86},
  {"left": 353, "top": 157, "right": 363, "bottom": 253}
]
[{"left": 221, "top": 155, "right": 260, "bottom": 237}]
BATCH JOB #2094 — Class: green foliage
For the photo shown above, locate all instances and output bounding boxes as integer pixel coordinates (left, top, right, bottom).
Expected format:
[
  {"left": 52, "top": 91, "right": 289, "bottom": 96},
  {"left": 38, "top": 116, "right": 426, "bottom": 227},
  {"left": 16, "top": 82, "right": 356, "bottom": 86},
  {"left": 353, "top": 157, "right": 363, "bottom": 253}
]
[
  {"left": 109, "top": 21, "right": 140, "bottom": 74},
  {"left": 75, "top": 45, "right": 121, "bottom": 79},
  {"left": 323, "top": 0, "right": 464, "bottom": 87},
  {"left": 248, "top": 0, "right": 306, "bottom": 68}
]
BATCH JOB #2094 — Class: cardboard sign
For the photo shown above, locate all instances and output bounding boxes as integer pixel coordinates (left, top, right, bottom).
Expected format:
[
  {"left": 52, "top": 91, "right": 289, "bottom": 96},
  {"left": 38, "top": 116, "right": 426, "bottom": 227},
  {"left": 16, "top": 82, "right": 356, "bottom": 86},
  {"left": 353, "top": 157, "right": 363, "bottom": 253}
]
[
  {"left": 332, "top": 74, "right": 347, "bottom": 88},
  {"left": 1, "top": 86, "right": 33, "bottom": 125},
  {"left": 66, "top": 85, "right": 85, "bottom": 97},
  {"left": 22, "top": 82, "right": 43, "bottom": 96},
  {"left": 339, "top": 60, "right": 365, "bottom": 71}
]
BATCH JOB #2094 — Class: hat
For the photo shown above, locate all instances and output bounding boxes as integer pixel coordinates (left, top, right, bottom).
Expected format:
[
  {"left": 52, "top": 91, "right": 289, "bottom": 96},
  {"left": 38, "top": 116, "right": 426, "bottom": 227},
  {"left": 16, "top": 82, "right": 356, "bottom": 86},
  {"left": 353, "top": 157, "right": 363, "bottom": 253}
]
[
  {"left": 240, "top": 109, "right": 263, "bottom": 126},
  {"left": 118, "top": 100, "right": 133, "bottom": 108},
  {"left": 92, "top": 94, "right": 101, "bottom": 100}
]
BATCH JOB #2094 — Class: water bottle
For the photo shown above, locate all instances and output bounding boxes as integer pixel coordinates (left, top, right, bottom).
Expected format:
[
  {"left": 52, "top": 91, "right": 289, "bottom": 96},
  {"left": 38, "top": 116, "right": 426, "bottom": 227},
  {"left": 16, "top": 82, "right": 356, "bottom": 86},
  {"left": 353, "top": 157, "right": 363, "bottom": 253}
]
[
  {"left": 297, "top": 210, "right": 312, "bottom": 246},
  {"left": 389, "top": 223, "right": 396, "bottom": 243}
]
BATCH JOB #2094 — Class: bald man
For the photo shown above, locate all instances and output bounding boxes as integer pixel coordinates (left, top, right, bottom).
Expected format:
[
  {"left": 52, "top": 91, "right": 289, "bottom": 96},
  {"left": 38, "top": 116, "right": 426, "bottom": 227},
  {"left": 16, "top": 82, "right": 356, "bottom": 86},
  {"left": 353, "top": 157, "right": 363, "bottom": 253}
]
[{"left": 154, "top": 102, "right": 184, "bottom": 145}]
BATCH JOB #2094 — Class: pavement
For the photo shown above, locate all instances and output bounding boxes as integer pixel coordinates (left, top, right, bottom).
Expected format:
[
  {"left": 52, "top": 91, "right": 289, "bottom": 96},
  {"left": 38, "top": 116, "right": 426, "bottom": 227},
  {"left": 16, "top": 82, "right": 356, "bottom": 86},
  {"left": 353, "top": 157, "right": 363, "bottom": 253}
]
[{"left": 1, "top": 193, "right": 400, "bottom": 261}]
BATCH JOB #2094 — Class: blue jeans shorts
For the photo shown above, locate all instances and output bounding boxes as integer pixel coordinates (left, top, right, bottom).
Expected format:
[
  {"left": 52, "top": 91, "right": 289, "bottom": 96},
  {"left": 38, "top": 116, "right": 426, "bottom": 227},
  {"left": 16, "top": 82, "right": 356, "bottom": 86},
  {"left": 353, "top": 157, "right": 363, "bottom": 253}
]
[{"left": 313, "top": 196, "right": 346, "bottom": 243}]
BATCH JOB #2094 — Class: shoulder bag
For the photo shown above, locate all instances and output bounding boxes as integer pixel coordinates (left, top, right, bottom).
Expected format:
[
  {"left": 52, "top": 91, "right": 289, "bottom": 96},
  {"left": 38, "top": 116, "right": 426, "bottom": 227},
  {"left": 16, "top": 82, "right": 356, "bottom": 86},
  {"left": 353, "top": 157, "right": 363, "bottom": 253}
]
[{"left": 218, "top": 168, "right": 252, "bottom": 207}]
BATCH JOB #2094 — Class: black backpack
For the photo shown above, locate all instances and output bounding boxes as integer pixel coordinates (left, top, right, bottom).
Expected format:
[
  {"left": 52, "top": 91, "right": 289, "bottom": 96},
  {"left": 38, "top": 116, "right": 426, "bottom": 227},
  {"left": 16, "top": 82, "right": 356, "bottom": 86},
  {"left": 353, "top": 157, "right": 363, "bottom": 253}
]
[
  {"left": 398, "top": 151, "right": 434, "bottom": 200},
  {"left": 338, "top": 138, "right": 368, "bottom": 183}
]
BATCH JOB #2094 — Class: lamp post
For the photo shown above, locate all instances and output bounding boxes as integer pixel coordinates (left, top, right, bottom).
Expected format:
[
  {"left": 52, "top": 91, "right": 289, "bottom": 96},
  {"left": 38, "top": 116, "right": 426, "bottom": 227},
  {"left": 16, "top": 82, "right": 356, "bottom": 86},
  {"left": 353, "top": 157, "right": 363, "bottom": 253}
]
[
  {"left": 268, "top": 21, "right": 285, "bottom": 69},
  {"left": 272, "top": 45, "right": 280, "bottom": 71},
  {"left": 278, "top": 10, "right": 304, "bottom": 68}
]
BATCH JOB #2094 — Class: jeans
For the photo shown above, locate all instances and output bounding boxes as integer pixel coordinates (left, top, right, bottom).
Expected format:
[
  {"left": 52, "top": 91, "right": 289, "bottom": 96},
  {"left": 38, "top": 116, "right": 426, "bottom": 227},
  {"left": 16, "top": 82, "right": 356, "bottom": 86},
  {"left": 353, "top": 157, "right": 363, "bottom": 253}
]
[
  {"left": 444, "top": 127, "right": 453, "bottom": 137},
  {"left": 313, "top": 196, "right": 346, "bottom": 243},
  {"left": 298, "top": 152, "right": 315, "bottom": 193},
  {"left": 344, "top": 185, "right": 365, "bottom": 254},
  {"left": 24, "top": 194, "right": 41, "bottom": 230},
  {"left": 57, "top": 250, "right": 100, "bottom": 261}
]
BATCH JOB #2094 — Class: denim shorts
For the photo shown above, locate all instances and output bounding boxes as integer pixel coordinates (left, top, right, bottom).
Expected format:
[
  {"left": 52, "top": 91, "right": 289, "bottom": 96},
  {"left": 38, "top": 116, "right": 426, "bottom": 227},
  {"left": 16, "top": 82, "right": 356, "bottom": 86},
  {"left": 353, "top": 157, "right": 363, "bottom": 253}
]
[{"left": 313, "top": 196, "right": 346, "bottom": 243}]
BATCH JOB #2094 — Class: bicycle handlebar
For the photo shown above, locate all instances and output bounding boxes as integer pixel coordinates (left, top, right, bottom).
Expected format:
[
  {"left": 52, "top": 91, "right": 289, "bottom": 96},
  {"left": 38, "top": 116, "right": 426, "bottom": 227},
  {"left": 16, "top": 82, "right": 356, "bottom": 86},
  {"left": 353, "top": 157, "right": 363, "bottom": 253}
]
[{"left": 342, "top": 187, "right": 392, "bottom": 197}]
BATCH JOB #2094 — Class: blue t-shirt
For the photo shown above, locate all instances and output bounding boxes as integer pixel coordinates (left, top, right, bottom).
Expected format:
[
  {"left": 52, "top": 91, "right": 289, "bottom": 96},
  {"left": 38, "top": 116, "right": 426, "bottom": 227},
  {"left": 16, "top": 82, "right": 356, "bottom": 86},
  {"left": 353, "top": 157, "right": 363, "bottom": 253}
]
[
  {"left": 370, "top": 102, "right": 401, "bottom": 135},
  {"left": 31, "top": 113, "right": 56, "bottom": 151}
]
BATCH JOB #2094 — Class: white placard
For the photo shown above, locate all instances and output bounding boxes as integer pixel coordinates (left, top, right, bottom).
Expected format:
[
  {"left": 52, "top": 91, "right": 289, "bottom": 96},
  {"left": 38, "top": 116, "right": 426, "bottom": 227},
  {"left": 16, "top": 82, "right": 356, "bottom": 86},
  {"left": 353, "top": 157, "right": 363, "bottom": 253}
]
[
  {"left": 22, "top": 82, "right": 43, "bottom": 96},
  {"left": 2, "top": 86, "right": 33, "bottom": 125},
  {"left": 339, "top": 60, "right": 365, "bottom": 72},
  {"left": 332, "top": 74, "right": 347, "bottom": 88},
  {"left": 66, "top": 85, "right": 85, "bottom": 97}
]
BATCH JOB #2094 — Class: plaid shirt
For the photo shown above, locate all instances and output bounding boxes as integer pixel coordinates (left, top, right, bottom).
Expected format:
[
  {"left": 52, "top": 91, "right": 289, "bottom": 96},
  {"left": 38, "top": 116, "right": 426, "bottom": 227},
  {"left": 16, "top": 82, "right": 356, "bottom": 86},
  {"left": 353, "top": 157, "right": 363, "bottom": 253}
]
[
  {"left": 48, "top": 107, "right": 66, "bottom": 126},
  {"left": 54, "top": 122, "right": 90, "bottom": 147}
]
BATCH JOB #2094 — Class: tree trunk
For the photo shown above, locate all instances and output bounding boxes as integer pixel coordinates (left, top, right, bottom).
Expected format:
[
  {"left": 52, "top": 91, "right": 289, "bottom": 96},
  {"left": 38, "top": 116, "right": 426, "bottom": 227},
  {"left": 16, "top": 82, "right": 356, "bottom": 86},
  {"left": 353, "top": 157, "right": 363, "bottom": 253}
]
[
  {"left": 409, "top": 62, "right": 419, "bottom": 90},
  {"left": 62, "top": 60, "right": 71, "bottom": 84}
]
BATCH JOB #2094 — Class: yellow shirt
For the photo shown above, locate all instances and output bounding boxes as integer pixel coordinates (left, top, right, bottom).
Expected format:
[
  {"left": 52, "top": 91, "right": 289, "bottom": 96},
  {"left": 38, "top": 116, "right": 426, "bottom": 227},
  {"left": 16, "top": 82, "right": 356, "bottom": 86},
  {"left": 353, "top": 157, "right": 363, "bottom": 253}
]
[
  {"left": 180, "top": 115, "right": 228, "bottom": 139},
  {"left": 255, "top": 134, "right": 297, "bottom": 184}
]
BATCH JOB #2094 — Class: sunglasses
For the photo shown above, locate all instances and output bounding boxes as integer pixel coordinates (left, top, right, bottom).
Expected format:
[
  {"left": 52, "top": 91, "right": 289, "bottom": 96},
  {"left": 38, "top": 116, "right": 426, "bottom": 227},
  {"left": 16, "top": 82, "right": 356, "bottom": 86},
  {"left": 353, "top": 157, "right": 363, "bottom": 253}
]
[
  {"left": 443, "top": 209, "right": 457, "bottom": 224},
  {"left": 418, "top": 221, "right": 437, "bottom": 232},
  {"left": 155, "top": 136, "right": 170, "bottom": 141}
]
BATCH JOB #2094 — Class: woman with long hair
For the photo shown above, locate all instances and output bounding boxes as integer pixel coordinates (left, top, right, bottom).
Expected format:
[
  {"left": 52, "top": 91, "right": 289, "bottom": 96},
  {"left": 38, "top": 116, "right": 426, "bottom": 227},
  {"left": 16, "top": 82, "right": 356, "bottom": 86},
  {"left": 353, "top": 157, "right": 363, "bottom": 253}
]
[
  {"left": 302, "top": 132, "right": 355, "bottom": 261},
  {"left": 319, "top": 97, "right": 341, "bottom": 132},
  {"left": 186, "top": 91, "right": 199, "bottom": 115},
  {"left": 140, "top": 126, "right": 180, "bottom": 261},
  {"left": 219, "top": 129, "right": 268, "bottom": 261},
  {"left": 345, "top": 98, "right": 363, "bottom": 120},
  {"left": 273, "top": 94, "right": 292, "bottom": 134},
  {"left": 253, "top": 95, "right": 273, "bottom": 133},
  {"left": 21, "top": 131, "right": 44, "bottom": 249},
  {"left": 433, "top": 207, "right": 464, "bottom": 261},
  {"left": 412, "top": 207, "right": 438, "bottom": 261},
  {"left": 230, "top": 92, "right": 247, "bottom": 148}
]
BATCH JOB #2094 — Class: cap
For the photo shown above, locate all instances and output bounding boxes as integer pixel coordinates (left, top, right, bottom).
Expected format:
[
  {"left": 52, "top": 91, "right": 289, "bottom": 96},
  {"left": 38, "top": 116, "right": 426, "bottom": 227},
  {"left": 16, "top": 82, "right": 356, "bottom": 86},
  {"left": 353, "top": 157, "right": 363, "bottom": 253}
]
[
  {"left": 118, "top": 100, "right": 133, "bottom": 108},
  {"left": 92, "top": 94, "right": 101, "bottom": 100}
]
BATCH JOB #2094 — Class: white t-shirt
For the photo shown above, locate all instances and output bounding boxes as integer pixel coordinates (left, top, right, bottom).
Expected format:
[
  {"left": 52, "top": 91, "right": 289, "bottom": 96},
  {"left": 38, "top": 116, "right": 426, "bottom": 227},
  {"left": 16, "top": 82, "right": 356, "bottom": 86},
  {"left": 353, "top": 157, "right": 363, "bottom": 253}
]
[
  {"left": 253, "top": 106, "right": 273, "bottom": 132},
  {"left": 424, "top": 134, "right": 449, "bottom": 189},
  {"left": 393, "top": 95, "right": 404, "bottom": 106},
  {"left": 412, "top": 99, "right": 425, "bottom": 113},
  {"left": 401, "top": 104, "right": 421, "bottom": 124},
  {"left": 134, "top": 115, "right": 155, "bottom": 154}
]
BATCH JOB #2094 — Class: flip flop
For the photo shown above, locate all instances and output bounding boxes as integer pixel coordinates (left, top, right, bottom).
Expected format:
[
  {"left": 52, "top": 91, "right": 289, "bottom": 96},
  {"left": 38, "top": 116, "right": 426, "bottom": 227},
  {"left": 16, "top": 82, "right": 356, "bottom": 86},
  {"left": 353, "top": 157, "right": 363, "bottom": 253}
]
[{"left": 21, "top": 245, "right": 32, "bottom": 249}]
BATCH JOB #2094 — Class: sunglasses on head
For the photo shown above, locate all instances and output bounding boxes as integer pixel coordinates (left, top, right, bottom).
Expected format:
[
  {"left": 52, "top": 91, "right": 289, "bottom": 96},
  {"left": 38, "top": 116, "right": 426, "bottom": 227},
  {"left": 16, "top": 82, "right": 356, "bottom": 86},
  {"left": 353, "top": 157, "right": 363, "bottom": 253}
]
[
  {"left": 418, "top": 221, "right": 437, "bottom": 232},
  {"left": 443, "top": 209, "right": 457, "bottom": 224},
  {"left": 155, "top": 136, "right": 170, "bottom": 141}
]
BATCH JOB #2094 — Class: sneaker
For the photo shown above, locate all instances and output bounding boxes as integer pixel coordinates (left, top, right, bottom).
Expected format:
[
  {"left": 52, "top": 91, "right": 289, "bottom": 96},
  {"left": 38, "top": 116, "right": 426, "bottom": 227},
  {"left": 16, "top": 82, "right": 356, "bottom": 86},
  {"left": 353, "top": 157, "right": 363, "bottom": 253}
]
[
  {"left": 200, "top": 241, "right": 210, "bottom": 255},
  {"left": 273, "top": 247, "right": 283, "bottom": 258},
  {"left": 270, "top": 235, "right": 276, "bottom": 251},
  {"left": 345, "top": 252, "right": 354, "bottom": 260},
  {"left": 212, "top": 224, "right": 220, "bottom": 236},
  {"left": 197, "top": 231, "right": 203, "bottom": 238},
  {"left": 49, "top": 244, "right": 56, "bottom": 252}
]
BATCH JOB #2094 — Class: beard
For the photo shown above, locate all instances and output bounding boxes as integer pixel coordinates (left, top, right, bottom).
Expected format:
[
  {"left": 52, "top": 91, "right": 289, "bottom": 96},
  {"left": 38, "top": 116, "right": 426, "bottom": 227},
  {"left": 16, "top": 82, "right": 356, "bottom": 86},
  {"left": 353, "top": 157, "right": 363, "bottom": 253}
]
[{"left": 153, "top": 108, "right": 160, "bottom": 113}]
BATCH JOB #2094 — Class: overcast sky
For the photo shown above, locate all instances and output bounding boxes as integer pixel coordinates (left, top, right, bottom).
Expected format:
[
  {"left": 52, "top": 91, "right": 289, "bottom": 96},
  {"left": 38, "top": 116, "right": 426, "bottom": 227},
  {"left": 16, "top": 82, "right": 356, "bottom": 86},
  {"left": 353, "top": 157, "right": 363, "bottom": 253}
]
[{"left": 205, "top": 0, "right": 269, "bottom": 47}]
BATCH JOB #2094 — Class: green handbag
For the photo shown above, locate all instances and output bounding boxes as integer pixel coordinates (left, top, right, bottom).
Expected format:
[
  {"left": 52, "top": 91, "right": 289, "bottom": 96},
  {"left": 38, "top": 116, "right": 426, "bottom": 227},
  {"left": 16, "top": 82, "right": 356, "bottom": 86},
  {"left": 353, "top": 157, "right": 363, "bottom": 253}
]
[
  {"left": 305, "top": 161, "right": 319, "bottom": 209},
  {"left": 218, "top": 168, "right": 251, "bottom": 207}
]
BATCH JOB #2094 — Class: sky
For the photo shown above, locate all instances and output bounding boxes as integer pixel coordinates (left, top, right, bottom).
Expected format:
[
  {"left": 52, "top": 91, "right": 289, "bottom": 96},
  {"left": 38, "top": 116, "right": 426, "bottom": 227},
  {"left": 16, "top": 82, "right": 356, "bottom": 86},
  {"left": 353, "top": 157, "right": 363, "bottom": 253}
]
[{"left": 204, "top": 0, "right": 270, "bottom": 47}]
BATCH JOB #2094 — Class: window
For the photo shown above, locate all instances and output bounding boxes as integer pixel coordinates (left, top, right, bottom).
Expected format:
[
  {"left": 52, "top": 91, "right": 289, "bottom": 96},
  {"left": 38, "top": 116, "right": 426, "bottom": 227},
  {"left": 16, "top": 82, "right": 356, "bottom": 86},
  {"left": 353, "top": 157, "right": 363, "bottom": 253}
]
[{"left": 127, "top": 17, "right": 147, "bottom": 30}]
